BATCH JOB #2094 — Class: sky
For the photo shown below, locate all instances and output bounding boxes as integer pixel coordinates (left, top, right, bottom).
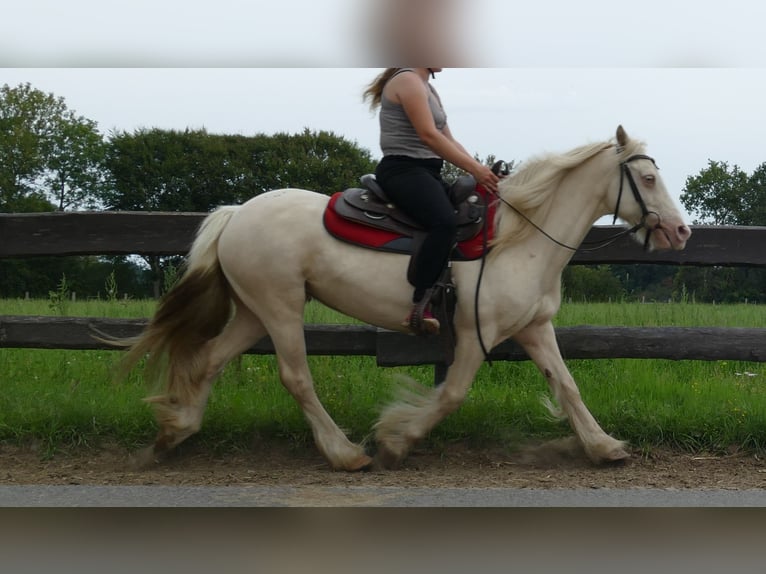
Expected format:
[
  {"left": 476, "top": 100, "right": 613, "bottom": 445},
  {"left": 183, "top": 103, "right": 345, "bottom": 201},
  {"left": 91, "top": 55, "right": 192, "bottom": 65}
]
[{"left": 2, "top": 1, "right": 766, "bottom": 223}]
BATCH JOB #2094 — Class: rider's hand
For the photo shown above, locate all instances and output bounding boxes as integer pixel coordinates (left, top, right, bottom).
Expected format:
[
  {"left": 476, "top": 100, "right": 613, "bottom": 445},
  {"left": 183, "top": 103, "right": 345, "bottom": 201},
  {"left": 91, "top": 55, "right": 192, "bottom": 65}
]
[{"left": 472, "top": 164, "right": 501, "bottom": 193}]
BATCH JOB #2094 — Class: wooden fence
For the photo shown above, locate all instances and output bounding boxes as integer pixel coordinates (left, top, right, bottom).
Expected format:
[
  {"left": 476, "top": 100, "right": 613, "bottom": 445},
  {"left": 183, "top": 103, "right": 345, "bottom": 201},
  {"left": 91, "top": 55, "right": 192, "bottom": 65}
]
[{"left": 2, "top": 212, "right": 765, "bottom": 370}]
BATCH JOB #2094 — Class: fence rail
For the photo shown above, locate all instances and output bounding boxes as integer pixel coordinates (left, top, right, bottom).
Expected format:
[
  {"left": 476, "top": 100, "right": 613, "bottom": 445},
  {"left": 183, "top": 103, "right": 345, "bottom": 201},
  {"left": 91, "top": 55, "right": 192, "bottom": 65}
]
[
  {"left": 3, "top": 211, "right": 766, "bottom": 266},
  {"left": 1, "top": 316, "right": 765, "bottom": 364},
  {"left": 1, "top": 212, "right": 765, "bottom": 368}
]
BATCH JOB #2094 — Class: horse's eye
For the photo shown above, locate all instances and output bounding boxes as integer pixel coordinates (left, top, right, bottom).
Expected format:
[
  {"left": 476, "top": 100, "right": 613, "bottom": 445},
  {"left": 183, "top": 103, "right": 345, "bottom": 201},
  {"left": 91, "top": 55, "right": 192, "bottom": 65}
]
[{"left": 643, "top": 175, "right": 655, "bottom": 185}]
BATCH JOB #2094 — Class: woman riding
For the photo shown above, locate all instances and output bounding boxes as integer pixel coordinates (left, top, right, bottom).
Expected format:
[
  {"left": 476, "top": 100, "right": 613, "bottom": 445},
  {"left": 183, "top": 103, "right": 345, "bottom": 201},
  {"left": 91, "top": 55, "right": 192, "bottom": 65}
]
[{"left": 363, "top": 67, "right": 500, "bottom": 335}]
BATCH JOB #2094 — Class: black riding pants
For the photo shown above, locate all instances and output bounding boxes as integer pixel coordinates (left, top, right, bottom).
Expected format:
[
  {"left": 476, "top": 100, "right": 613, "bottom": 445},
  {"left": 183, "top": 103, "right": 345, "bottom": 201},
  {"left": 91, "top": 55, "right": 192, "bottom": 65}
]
[{"left": 375, "top": 156, "right": 458, "bottom": 303}]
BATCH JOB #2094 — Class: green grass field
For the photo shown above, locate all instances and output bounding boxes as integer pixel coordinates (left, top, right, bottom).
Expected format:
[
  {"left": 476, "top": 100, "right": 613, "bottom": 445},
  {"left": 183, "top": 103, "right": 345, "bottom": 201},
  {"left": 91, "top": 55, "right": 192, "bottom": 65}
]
[{"left": 1, "top": 298, "right": 765, "bottom": 456}]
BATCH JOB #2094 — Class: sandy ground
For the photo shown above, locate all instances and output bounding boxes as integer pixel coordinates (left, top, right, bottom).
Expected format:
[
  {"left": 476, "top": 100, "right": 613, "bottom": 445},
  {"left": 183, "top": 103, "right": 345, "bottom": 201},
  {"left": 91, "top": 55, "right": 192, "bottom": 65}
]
[{"left": 2, "top": 439, "right": 765, "bottom": 490}]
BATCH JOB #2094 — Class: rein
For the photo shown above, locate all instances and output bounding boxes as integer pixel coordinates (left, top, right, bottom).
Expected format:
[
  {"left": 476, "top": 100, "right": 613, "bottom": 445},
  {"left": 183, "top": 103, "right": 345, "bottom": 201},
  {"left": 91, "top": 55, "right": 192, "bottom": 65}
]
[{"left": 473, "top": 153, "right": 662, "bottom": 361}]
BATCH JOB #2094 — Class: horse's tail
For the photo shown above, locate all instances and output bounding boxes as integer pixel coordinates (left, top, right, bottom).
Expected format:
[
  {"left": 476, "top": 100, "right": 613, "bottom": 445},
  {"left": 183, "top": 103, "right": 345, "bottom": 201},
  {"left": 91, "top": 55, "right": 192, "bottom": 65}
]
[{"left": 115, "top": 206, "right": 239, "bottom": 400}]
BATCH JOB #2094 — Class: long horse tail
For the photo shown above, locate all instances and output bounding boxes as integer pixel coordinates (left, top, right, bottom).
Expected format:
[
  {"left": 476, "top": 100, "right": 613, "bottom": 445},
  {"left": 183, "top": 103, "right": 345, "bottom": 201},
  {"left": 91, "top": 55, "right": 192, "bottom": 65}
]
[{"left": 115, "top": 206, "right": 239, "bottom": 401}]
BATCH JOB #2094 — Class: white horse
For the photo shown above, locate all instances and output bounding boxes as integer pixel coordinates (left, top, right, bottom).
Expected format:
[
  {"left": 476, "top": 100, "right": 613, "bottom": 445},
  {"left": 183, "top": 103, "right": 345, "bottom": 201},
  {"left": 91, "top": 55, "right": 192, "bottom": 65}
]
[{"left": 117, "top": 126, "right": 691, "bottom": 471}]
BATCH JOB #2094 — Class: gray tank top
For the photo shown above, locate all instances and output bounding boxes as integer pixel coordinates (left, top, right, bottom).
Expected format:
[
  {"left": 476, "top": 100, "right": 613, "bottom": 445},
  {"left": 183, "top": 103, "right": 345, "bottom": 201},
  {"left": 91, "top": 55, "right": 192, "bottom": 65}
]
[{"left": 379, "top": 68, "right": 447, "bottom": 159}]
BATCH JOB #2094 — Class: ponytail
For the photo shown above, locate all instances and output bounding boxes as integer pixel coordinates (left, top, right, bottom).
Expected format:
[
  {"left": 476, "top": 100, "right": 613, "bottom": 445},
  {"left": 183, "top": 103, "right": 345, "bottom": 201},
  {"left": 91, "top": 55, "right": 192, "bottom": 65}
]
[{"left": 362, "top": 68, "right": 400, "bottom": 110}]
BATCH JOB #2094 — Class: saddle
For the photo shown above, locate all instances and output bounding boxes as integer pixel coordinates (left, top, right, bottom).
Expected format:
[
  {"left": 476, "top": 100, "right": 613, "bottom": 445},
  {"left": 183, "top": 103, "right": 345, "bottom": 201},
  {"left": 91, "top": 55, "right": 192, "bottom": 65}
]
[{"left": 325, "top": 174, "right": 492, "bottom": 263}]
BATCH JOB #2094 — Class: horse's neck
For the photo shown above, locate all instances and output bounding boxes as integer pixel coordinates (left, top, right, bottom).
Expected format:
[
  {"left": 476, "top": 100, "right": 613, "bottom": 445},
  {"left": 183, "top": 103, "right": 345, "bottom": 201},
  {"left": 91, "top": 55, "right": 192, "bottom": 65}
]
[{"left": 506, "top": 158, "right": 612, "bottom": 272}]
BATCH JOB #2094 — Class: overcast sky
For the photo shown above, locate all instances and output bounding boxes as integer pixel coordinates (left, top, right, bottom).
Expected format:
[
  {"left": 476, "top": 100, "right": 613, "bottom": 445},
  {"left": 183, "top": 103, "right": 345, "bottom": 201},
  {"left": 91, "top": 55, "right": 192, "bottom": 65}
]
[
  {"left": 3, "top": 0, "right": 765, "bottom": 67},
  {"left": 3, "top": 1, "right": 765, "bottom": 222}
]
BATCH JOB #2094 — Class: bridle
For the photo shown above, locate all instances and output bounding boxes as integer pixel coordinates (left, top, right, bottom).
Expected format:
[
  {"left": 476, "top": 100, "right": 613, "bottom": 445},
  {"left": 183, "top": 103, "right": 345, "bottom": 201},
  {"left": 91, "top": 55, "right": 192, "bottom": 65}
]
[
  {"left": 473, "top": 154, "right": 663, "bottom": 362},
  {"left": 489, "top": 153, "right": 663, "bottom": 253},
  {"left": 611, "top": 153, "right": 662, "bottom": 251}
]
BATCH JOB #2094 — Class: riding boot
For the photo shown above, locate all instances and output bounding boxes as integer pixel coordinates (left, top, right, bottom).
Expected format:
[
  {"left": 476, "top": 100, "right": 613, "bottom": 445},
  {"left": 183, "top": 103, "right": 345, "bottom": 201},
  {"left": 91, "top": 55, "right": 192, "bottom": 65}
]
[{"left": 402, "top": 288, "right": 440, "bottom": 335}]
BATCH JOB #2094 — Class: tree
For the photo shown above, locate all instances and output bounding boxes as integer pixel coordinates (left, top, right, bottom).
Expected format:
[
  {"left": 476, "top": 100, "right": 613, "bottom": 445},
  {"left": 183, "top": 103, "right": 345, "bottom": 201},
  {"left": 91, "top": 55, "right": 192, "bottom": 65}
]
[
  {"left": 677, "top": 160, "right": 766, "bottom": 302},
  {"left": 103, "top": 128, "right": 241, "bottom": 212},
  {"left": 44, "top": 115, "right": 107, "bottom": 210},
  {"left": 104, "top": 127, "right": 378, "bottom": 211},
  {"left": 246, "top": 128, "right": 378, "bottom": 195},
  {"left": 742, "top": 162, "right": 766, "bottom": 226},
  {"left": 610, "top": 264, "right": 679, "bottom": 301},
  {"left": 0, "top": 82, "right": 106, "bottom": 212},
  {"left": 0, "top": 83, "right": 111, "bottom": 298},
  {"left": 680, "top": 160, "right": 750, "bottom": 225},
  {"left": 562, "top": 265, "right": 624, "bottom": 302},
  {"left": 103, "top": 127, "right": 378, "bottom": 296},
  {"left": 0, "top": 83, "right": 61, "bottom": 212}
]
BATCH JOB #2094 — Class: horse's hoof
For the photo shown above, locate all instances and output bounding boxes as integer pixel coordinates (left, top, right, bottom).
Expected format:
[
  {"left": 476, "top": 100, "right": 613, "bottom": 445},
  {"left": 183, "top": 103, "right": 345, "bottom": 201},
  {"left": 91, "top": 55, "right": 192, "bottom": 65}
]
[
  {"left": 604, "top": 447, "right": 631, "bottom": 464},
  {"left": 346, "top": 454, "right": 374, "bottom": 472}
]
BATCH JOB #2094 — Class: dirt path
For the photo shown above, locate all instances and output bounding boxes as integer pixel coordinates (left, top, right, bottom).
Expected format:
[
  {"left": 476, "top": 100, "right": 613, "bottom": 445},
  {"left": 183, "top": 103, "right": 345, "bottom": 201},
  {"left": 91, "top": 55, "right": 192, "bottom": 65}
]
[{"left": 2, "top": 440, "right": 765, "bottom": 490}]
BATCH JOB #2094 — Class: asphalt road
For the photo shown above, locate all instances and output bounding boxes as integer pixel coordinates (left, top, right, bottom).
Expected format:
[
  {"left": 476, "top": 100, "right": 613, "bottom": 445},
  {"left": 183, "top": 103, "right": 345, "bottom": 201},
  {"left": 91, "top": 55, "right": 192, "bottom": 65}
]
[{"left": 2, "top": 485, "right": 766, "bottom": 506}]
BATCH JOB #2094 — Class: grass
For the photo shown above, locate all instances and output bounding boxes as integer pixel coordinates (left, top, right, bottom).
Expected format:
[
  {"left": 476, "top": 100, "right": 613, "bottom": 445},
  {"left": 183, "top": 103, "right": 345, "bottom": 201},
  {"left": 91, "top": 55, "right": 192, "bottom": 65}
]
[{"left": 1, "top": 298, "right": 765, "bottom": 455}]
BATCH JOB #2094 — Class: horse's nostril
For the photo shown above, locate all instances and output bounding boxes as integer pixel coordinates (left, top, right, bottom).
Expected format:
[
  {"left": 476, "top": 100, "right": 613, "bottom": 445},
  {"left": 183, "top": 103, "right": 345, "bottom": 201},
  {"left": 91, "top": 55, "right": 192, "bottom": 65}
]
[{"left": 678, "top": 225, "right": 692, "bottom": 240}]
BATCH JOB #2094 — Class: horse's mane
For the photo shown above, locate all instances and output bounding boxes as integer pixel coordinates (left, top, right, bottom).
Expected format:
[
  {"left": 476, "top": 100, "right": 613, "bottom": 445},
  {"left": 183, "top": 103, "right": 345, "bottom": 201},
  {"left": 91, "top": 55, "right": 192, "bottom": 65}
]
[{"left": 490, "top": 135, "right": 646, "bottom": 251}]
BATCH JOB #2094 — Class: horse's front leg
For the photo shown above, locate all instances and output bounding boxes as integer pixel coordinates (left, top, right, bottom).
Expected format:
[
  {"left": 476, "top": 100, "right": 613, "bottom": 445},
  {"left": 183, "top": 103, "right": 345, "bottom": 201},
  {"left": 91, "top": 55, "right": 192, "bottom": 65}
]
[
  {"left": 374, "top": 339, "right": 486, "bottom": 469},
  {"left": 514, "top": 320, "right": 630, "bottom": 464}
]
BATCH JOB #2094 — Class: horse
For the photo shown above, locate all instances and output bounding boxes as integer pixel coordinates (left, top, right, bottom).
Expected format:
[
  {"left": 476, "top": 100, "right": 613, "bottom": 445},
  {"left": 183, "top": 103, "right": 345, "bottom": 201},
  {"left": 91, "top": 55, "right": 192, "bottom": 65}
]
[{"left": 115, "top": 125, "right": 691, "bottom": 471}]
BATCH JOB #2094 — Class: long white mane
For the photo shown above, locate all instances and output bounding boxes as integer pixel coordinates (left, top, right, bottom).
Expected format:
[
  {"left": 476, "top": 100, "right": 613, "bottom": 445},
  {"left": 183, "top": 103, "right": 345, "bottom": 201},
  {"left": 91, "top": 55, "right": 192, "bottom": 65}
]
[{"left": 490, "top": 136, "right": 646, "bottom": 250}]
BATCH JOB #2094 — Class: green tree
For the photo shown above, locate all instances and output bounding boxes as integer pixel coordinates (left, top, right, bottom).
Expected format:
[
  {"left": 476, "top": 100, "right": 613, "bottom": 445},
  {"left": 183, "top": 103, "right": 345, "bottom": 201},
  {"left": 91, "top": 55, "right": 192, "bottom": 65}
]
[
  {"left": 680, "top": 160, "right": 750, "bottom": 225},
  {"left": 562, "top": 265, "right": 624, "bottom": 302},
  {"left": 0, "top": 82, "right": 106, "bottom": 212},
  {"left": 104, "top": 128, "right": 239, "bottom": 212},
  {"left": 103, "top": 127, "right": 377, "bottom": 296},
  {"left": 0, "top": 83, "right": 111, "bottom": 298},
  {"left": 45, "top": 116, "right": 107, "bottom": 210},
  {"left": 742, "top": 162, "right": 766, "bottom": 226},
  {"left": 103, "top": 127, "right": 377, "bottom": 211},
  {"left": 246, "top": 128, "right": 378, "bottom": 195},
  {"left": 610, "top": 264, "right": 679, "bottom": 301},
  {"left": 677, "top": 160, "right": 766, "bottom": 302},
  {"left": 0, "top": 83, "right": 61, "bottom": 212}
]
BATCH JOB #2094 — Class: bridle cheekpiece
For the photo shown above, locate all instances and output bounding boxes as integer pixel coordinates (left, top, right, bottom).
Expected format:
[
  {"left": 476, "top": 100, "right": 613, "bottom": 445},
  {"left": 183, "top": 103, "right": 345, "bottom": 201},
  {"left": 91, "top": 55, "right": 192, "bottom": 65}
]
[{"left": 613, "top": 153, "right": 662, "bottom": 251}]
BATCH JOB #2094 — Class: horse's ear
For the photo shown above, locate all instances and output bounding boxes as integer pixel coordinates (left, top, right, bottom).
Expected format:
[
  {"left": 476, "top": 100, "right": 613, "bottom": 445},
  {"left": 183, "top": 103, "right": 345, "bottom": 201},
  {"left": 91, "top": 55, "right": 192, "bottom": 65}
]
[{"left": 616, "top": 125, "right": 628, "bottom": 147}]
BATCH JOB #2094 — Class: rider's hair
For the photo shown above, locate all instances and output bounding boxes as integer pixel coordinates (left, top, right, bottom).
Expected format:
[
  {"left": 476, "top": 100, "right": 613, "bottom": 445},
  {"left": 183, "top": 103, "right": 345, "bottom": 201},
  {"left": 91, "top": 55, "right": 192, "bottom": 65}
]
[{"left": 362, "top": 68, "right": 400, "bottom": 110}]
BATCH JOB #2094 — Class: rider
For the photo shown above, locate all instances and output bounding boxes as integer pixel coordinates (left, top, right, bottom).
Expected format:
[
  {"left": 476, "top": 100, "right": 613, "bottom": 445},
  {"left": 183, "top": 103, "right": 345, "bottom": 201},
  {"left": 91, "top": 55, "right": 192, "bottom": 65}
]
[{"left": 363, "top": 68, "right": 500, "bottom": 335}]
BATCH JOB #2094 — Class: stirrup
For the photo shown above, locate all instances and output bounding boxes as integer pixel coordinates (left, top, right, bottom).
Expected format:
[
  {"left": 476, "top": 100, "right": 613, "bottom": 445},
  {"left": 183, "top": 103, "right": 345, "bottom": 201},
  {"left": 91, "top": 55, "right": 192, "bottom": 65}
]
[{"left": 402, "top": 296, "right": 440, "bottom": 336}]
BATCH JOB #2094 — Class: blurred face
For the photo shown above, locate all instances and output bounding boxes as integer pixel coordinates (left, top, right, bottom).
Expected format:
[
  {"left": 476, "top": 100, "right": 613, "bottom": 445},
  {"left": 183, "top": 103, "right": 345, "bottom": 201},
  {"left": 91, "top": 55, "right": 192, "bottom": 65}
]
[{"left": 362, "top": 0, "right": 473, "bottom": 65}]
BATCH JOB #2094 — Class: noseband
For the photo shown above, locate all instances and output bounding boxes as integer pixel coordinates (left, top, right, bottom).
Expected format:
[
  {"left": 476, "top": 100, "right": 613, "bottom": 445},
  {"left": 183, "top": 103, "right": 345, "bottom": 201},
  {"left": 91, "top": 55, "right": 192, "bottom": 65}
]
[{"left": 612, "top": 154, "right": 662, "bottom": 251}]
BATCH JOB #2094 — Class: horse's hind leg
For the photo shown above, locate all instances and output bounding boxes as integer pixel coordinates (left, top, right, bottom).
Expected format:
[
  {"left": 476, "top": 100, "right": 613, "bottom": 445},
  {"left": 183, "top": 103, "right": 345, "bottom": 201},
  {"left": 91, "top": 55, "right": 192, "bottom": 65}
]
[{"left": 135, "top": 302, "right": 267, "bottom": 467}]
